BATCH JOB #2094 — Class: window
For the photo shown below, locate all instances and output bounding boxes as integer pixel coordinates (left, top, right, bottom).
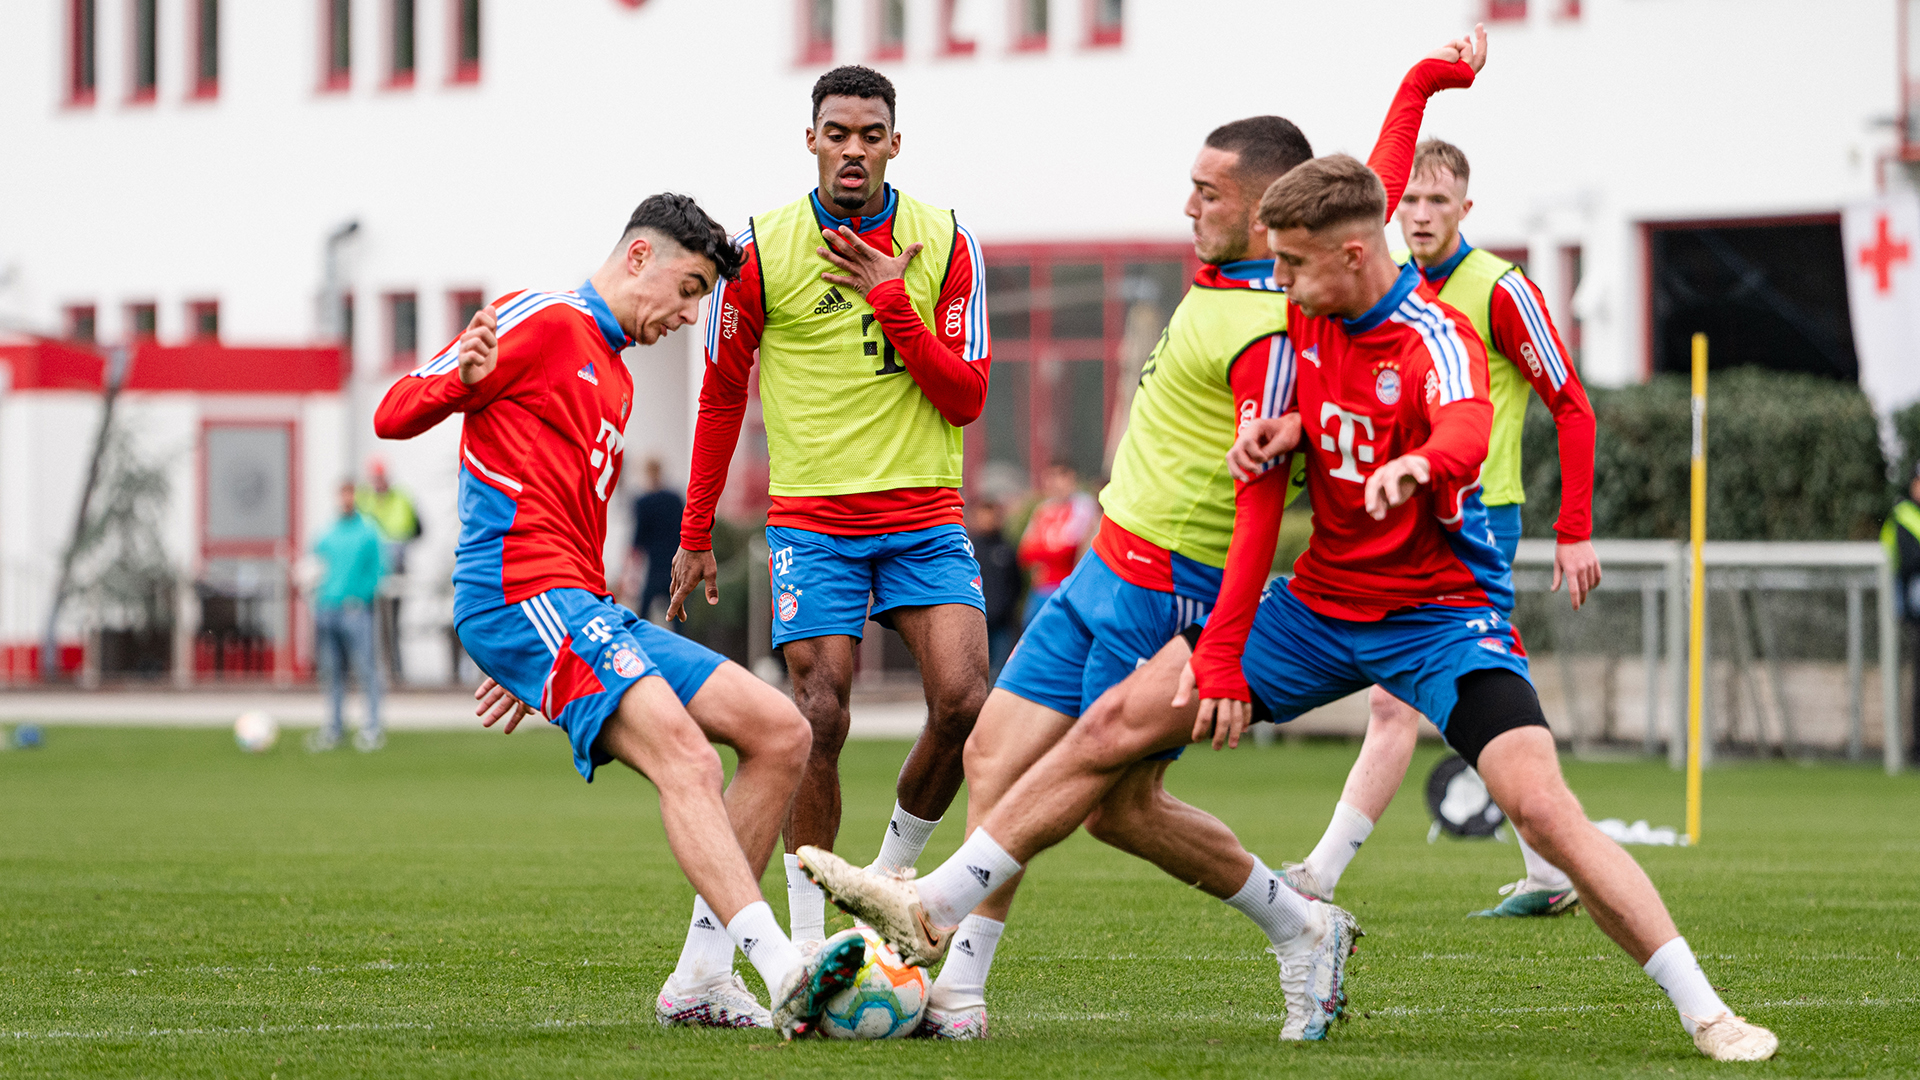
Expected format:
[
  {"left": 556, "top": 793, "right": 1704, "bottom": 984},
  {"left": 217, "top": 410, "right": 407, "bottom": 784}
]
[
  {"left": 324, "top": 0, "right": 350, "bottom": 90},
  {"left": 1484, "top": 0, "right": 1527, "bottom": 21},
  {"left": 188, "top": 300, "right": 219, "bottom": 341},
  {"left": 872, "top": 0, "right": 904, "bottom": 60},
  {"left": 1012, "top": 0, "right": 1047, "bottom": 51},
  {"left": 1557, "top": 0, "right": 1581, "bottom": 18},
  {"left": 68, "top": 0, "right": 96, "bottom": 104},
  {"left": 387, "top": 292, "right": 419, "bottom": 369},
  {"left": 389, "top": 0, "right": 416, "bottom": 86},
  {"left": 1086, "top": 0, "right": 1120, "bottom": 46},
  {"left": 800, "top": 0, "right": 833, "bottom": 63},
  {"left": 449, "top": 289, "right": 484, "bottom": 340},
  {"left": 192, "top": 0, "right": 218, "bottom": 97},
  {"left": 937, "top": 0, "right": 975, "bottom": 55},
  {"left": 128, "top": 302, "right": 157, "bottom": 339},
  {"left": 451, "top": 0, "right": 481, "bottom": 83},
  {"left": 130, "top": 0, "right": 157, "bottom": 102},
  {"left": 66, "top": 305, "right": 97, "bottom": 343}
]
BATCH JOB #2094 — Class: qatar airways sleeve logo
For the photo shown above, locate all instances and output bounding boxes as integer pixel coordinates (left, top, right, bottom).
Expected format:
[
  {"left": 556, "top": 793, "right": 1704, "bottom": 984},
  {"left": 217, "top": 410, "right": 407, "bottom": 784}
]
[
  {"left": 720, "top": 302, "right": 740, "bottom": 341},
  {"left": 1318, "top": 403, "right": 1376, "bottom": 482}
]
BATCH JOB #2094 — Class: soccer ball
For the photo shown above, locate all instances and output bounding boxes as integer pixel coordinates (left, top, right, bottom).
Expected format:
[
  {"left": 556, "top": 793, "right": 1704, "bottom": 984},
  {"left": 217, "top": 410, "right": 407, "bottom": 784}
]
[
  {"left": 817, "top": 927, "right": 930, "bottom": 1040},
  {"left": 233, "top": 711, "right": 279, "bottom": 753}
]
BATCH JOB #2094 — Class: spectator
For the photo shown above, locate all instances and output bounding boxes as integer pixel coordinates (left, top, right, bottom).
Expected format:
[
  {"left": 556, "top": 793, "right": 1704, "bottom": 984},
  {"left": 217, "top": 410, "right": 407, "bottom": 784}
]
[
  {"left": 311, "top": 480, "right": 386, "bottom": 752},
  {"left": 1016, "top": 461, "right": 1099, "bottom": 629},
  {"left": 358, "top": 459, "right": 421, "bottom": 680},
  {"left": 624, "top": 458, "right": 685, "bottom": 629},
  {"left": 1881, "top": 459, "right": 1920, "bottom": 764},
  {"left": 969, "top": 499, "right": 1023, "bottom": 679}
]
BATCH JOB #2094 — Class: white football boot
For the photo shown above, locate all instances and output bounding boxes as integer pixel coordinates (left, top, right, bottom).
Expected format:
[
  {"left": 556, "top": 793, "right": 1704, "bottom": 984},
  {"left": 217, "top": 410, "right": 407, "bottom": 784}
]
[
  {"left": 1278, "top": 861, "right": 1332, "bottom": 902},
  {"left": 1273, "top": 900, "right": 1361, "bottom": 1041},
  {"left": 654, "top": 970, "right": 771, "bottom": 1029},
  {"left": 796, "top": 845, "right": 950, "bottom": 967},
  {"left": 915, "top": 1003, "right": 989, "bottom": 1040},
  {"left": 768, "top": 929, "right": 867, "bottom": 1039},
  {"left": 1689, "top": 1013, "right": 1779, "bottom": 1061}
]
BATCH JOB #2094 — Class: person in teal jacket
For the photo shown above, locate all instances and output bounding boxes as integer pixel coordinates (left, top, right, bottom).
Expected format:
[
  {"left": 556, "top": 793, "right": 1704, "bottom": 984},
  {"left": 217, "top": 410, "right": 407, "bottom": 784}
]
[{"left": 312, "top": 480, "right": 387, "bottom": 751}]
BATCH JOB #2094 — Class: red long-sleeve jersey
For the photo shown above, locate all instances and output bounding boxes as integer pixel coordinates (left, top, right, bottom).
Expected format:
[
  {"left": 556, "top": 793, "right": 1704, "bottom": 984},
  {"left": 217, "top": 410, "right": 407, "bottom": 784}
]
[
  {"left": 1416, "top": 244, "right": 1596, "bottom": 541},
  {"left": 374, "top": 283, "right": 636, "bottom": 624},
  {"left": 681, "top": 188, "right": 989, "bottom": 549}
]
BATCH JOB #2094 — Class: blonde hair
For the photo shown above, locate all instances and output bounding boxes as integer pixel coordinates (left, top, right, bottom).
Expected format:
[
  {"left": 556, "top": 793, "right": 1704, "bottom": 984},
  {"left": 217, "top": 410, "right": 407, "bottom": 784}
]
[{"left": 1411, "top": 138, "right": 1471, "bottom": 187}]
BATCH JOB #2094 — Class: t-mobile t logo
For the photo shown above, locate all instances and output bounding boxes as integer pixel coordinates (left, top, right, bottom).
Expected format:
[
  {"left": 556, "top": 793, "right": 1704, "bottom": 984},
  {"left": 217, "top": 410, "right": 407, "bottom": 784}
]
[{"left": 1319, "top": 403, "right": 1377, "bottom": 482}]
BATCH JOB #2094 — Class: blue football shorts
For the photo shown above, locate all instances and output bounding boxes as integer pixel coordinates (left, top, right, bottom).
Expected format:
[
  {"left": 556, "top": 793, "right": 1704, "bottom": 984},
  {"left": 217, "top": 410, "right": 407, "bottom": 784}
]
[
  {"left": 998, "top": 554, "right": 1211, "bottom": 719},
  {"left": 1241, "top": 578, "right": 1532, "bottom": 747},
  {"left": 456, "top": 588, "right": 724, "bottom": 782},
  {"left": 765, "top": 524, "right": 985, "bottom": 647}
]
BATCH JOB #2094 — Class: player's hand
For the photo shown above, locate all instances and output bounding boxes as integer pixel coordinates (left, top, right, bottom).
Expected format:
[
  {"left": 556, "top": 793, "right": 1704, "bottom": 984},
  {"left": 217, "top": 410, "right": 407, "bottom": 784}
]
[
  {"left": 1227, "top": 414, "right": 1303, "bottom": 481},
  {"left": 1428, "top": 23, "right": 1487, "bottom": 74},
  {"left": 667, "top": 546, "right": 720, "bottom": 622},
  {"left": 457, "top": 305, "right": 499, "bottom": 386},
  {"left": 1363, "top": 454, "right": 1431, "bottom": 519},
  {"left": 475, "top": 676, "right": 537, "bottom": 733},
  {"left": 818, "top": 226, "right": 922, "bottom": 297},
  {"left": 1172, "top": 661, "right": 1253, "bottom": 751},
  {"left": 1553, "top": 539, "right": 1603, "bottom": 611}
]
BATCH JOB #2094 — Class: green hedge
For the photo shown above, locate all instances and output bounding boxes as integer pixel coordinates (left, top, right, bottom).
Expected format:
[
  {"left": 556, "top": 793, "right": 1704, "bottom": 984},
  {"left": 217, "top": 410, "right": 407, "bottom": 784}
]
[
  {"left": 1520, "top": 369, "right": 1891, "bottom": 541},
  {"left": 1893, "top": 399, "right": 1920, "bottom": 488}
]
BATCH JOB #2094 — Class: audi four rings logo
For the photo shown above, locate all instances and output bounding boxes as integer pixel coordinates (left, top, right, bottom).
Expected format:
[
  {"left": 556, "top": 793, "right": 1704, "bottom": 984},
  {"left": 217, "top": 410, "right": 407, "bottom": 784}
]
[{"left": 944, "top": 299, "right": 966, "bottom": 336}]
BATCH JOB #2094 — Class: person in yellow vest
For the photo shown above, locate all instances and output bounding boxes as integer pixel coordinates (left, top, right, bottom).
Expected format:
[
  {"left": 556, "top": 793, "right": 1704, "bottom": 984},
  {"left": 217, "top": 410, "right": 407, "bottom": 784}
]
[
  {"left": 357, "top": 459, "right": 421, "bottom": 681},
  {"left": 1280, "top": 138, "right": 1604, "bottom": 919},
  {"left": 665, "top": 66, "right": 993, "bottom": 1024},
  {"left": 1882, "top": 460, "right": 1920, "bottom": 765}
]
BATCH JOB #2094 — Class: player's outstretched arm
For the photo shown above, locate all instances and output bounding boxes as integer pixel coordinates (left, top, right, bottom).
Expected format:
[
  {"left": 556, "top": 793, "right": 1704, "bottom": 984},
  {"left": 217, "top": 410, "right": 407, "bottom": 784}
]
[
  {"left": 1367, "top": 26, "right": 1485, "bottom": 218},
  {"left": 373, "top": 305, "right": 502, "bottom": 439},
  {"left": 666, "top": 547, "right": 720, "bottom": 622}
]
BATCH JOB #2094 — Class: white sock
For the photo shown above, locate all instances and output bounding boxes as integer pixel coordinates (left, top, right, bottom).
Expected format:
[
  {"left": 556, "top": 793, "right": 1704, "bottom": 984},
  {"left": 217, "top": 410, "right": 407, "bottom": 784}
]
[
  {"left": 871, "top": 802, "right": 942, "bottom": 872},
  {"left": 930, "top": 914, "right": 1004, "bottom": 1010},
  {"left": 1304, "top": 801, "right": 1374, "bottom": 892},
  {"left": 784, "top": 853, "right": 826, "bottom": 945},
  {"left": 1642, "top": 936, "right": 1730, "bottom": 1035},
  {"left": 916, "top": 829, "right": 1023, "bottom": 928},
  {"left": 1224, "top": 855, "right": 1312, "bottom": 949},
  {"left": 1514, "top": 830, "right": 1573, "bottom": 891},
  {"left": 669, "top": 896, "right": 737, "bottom": 988},
  {"left": 727, "top": 900, "right": 805, "bottom": 998}
]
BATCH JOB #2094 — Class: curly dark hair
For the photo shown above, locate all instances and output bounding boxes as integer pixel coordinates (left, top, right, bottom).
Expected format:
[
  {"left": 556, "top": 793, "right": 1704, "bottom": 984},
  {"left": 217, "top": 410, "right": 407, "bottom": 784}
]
[
  {"left": 811, "top": 64, "right": 896, "bottom": 126},
  {"left": 622, "top": 193, "right": 743, "bottom": 282}
]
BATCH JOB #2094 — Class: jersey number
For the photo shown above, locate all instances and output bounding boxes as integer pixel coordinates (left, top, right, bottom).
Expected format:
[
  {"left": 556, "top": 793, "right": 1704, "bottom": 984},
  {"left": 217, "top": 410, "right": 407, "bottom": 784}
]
[
  {"left": 590, "top": 419, "right": 626, "bottom": 502},
  {"left": 862, "top": 314, "right": 905, "bottom": 376}
]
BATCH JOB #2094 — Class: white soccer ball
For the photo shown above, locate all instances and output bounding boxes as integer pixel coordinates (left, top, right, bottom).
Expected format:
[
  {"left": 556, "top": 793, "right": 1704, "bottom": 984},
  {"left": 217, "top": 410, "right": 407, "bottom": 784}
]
[
  {"left": 233, "top": 710, "right": 279, "bottom": 753},
  {"left": 817, "top": 927, "right": 930, "bottom": 1040}
]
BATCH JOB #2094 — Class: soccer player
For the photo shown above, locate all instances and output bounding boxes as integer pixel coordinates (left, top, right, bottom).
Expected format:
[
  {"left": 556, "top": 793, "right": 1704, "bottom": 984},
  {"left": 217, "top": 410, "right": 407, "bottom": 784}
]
[
  {"left": 813, "top": 36, "right": 1486, "bottom": 1041},
  {"left": 1282, "top": 138, "right": 1605, "bottom": 918},
  {"left": 669, "top": 66, "right": 991, "bottom": 950},
  {"left": 803, "top": 151, "right": 1781, "bottom": 1061},
  {"left": 372, "top": 194, "right": 865, "bottom": 1038}
]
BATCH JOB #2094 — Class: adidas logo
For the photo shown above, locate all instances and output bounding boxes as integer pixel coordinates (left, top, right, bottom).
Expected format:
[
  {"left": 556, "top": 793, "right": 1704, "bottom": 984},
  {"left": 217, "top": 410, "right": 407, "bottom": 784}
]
[
  {"left": 813, "top": 287, "right": 853, "bottom": 314},
  {"left": 955, "top": 939, "right": 974, "bottom": 957},
  {"left": 576, "top": 362, "right": 599, "bottom": 385},
  {"left": 694, "top": 916, "right": 717, "bottom": 931},
  {"left": 1350, "top": 839, "right": 1364, "bottom": 850},
  {"left": 966, "top": 865, "right": 992, "bottom": 887},
  {"left": 741, "top": 936, "right": 758, "bottom": 956},
  {"left": 889, "top": 820, "right": 901, "bottom": 836},
  {"left": 1267, "top": 878, "right": 1279, "bottom": 904}
]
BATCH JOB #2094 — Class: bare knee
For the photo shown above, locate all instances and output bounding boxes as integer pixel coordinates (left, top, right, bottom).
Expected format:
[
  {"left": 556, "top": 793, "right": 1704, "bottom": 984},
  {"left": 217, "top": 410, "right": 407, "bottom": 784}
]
[
  {"left": 1505, "top": 784, "right": 1586, "bottom": 849},
  {"left": 925, "top": 677, "right": 988, "bottom": 746},
  {"left": 759, "top": 701, "right": 812, "bottom": 771},
  {"left": 1066, "top": 695, "right": 1154, "bottom": 771},
  {"left": 1367, "top": 685, "right": 1420, "bottom": 733}
]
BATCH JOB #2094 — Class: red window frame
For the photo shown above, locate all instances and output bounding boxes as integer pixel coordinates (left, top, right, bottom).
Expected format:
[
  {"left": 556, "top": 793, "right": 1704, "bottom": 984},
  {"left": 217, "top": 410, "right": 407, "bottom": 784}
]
[
  {"left": 448, "top": 288, "right": 485, "bottom": 343},
  {"left": 129, "top": 0, "right": 158, "bottom": 103},
  {"left": 386, "top": 291, "right": 419, "bottom": 371},
  {"left": 1484, "top": 0, "right": 1528, "bottom": 21},
  {"left": 1084, "top": 0, "right": 1121, "bottom": 47},
  {"left": 450, "top": 0, "right": 481, "bottom": 83},
  {"left": 387, "top": 0, "right": 416, "bottom": 88},
  {"left": 188, "top": 299, "right": 220, "bottom": 341},
  {"left": 127, "top": 302, "right": 158, "bottom": 340},
  {"left": 321, "top": 0, "right": 351, "bottom": 91},
  {"left": 937, "top": 0, "right": 975, "bottom": 56},
  {"left": 798, "top": 0, "right": 834, "bottom": 64},
  {"left": 870, "top": 0, "right": 905, "bottom": 61},
  {"left": 65, "top": 304, "right": 98, "bottom": 343},
  {"left": 190, "top": 0, "right": 218, "bottom": 98},
  {"left": 67, "top": 0, "right": 97, "bottom": 105},
  {"left": 1557, "top": 0, "right": 1581, "bottom": 18},
  {"left": 1010, "top": 0, "right": 1047, "bottom": 52}
]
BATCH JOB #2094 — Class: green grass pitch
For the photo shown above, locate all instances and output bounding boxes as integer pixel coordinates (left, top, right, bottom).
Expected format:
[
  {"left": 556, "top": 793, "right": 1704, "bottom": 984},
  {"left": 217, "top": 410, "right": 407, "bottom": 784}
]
[{"left": 1, "top": 725, "right": 1915, "bottom": 1078}]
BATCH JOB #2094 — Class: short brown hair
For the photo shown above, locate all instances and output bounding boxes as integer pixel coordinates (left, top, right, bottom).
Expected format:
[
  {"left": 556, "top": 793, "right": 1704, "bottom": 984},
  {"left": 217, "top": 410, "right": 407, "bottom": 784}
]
[
  {"left": 1411, "top": 138, "right": 1470, "bottom": 187},
  {"left": 1257, "top": 154, "right": 1385, "bottom": 233}
]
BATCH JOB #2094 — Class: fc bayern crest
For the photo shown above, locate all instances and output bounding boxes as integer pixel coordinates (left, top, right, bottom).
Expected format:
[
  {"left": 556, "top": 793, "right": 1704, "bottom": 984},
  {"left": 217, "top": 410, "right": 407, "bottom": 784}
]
[
  {"left": 1375, "top": 369, "right": 1402, "bottom": 404},
  {"left": 611, "top": 646, "right": 644, "bottom": 678},
  {"left": 777, "top": 590, "right": 800, "bottom": 622}
]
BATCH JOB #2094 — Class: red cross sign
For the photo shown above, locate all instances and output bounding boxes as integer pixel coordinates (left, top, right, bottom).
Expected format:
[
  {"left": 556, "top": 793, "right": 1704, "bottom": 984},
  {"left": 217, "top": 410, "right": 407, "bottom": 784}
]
[{"left": 1859, "top": 214, "right": 1912, "bottom": 294}]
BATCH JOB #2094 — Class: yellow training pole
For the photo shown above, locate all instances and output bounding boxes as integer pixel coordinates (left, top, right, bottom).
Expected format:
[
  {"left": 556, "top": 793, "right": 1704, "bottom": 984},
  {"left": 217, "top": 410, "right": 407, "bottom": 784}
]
[{"left": 1686, "top": 332, "right": 1707, "bottom": 845}]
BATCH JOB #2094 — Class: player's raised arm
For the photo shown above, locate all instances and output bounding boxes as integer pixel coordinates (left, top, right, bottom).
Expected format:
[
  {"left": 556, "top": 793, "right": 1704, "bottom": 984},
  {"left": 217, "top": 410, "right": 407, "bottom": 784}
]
[
  {"left": 373, "top": 304, "right": 507, "bottom": 440},
  {"left": 1366, "top": 26, "right": 1485, "bottom": 218}
]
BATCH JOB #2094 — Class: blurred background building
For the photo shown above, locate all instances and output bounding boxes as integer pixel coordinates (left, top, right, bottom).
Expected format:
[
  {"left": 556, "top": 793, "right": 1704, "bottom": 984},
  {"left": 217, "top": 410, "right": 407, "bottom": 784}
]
[{"left": 1, "top": 0, "right": 1917, "bottom": 688}]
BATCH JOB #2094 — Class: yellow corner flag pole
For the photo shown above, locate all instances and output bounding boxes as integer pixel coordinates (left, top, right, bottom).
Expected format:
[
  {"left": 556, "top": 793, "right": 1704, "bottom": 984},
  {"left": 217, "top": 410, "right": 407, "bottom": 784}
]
[{"left": 1686, "top": 332, "right": 1707, "bottom": 846}]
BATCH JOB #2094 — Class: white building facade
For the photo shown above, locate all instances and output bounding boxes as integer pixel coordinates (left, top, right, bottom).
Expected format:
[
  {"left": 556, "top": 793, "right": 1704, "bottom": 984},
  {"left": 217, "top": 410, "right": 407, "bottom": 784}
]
[{"left": 0, "top": 0, "right": 1911, "bottom": 682}]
